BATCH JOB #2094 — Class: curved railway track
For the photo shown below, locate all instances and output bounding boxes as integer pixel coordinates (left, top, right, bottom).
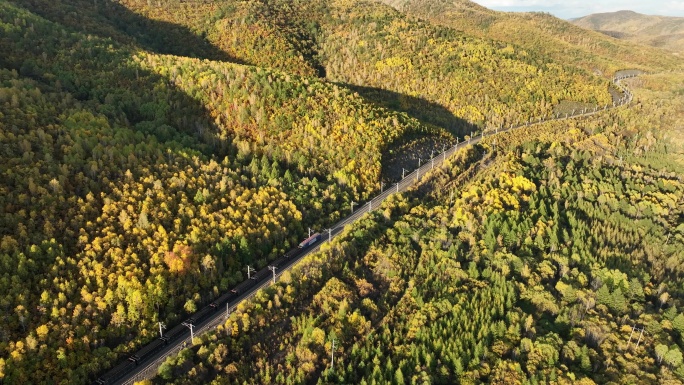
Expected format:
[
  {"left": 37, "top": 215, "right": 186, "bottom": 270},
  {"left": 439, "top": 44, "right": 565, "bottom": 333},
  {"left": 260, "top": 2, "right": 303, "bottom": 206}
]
[{"left": 94, "top": 72, "right": 639, "bottom": 385}]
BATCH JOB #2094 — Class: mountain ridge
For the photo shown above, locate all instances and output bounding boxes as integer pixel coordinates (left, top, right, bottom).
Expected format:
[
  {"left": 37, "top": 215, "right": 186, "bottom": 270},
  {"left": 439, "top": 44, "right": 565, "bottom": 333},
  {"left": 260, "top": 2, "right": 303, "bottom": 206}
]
[
  {"left": 378, "top": 0, "right": 682, "bottom": 72},
  {"left": 572, "top": 10, "right": 684, "bottom": 53}
]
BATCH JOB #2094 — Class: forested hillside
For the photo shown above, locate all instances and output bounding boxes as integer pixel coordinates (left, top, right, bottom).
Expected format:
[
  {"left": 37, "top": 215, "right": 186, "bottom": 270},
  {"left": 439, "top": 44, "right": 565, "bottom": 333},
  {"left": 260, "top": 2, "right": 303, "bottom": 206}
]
[
  {"left": 572, "top": 11, "right": 684, "bottom": 54},
  {"left": 20, "top": 0, "right": 616, "bottom": 130},
  {"left": 0, "top": 0, "right": 681, "bottom": 384},
  {"left": 150, "top": 73, "right": 684, "bottom": 385},
  {"left": 0, "top": 0, "right": 433, "bottom": 382},
  {"left": 381, "top": 0, "right": 682, "bottom": 75}
]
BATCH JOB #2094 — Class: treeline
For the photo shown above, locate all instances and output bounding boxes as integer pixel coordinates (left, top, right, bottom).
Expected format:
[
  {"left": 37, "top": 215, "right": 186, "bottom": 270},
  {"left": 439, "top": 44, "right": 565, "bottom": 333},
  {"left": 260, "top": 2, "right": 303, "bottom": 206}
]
[{"left": 150, "top": 74, "right": 684, "bottom": 384}]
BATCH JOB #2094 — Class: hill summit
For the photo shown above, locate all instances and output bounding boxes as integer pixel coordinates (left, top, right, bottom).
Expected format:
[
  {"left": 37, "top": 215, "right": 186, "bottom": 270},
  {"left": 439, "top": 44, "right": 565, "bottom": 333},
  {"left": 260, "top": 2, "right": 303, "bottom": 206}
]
[{"left": 572, "top": 10, "right": 684, "bottom": 53}]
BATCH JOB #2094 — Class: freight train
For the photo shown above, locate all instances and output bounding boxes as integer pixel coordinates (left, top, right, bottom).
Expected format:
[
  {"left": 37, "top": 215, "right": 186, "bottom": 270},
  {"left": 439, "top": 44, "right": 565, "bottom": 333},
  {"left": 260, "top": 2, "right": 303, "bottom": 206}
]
[{"left": 94, "top": 233, "right": 322, "bottom": 384}]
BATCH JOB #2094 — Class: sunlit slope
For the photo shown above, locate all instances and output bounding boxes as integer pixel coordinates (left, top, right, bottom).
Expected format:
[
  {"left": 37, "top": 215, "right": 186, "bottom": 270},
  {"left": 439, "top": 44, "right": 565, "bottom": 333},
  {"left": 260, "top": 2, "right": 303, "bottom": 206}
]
[
  {"left": 573, "top": 10, "right": 684, "bottom": 53},
  {"left": 19, "top": 0, "right": 615, "bottom": 134},
  {"left": 380, "top": 0, "right": 682, "bottom": 74},
  {"left": 317, "top": 0, "right": 611, "bottom": 131}
]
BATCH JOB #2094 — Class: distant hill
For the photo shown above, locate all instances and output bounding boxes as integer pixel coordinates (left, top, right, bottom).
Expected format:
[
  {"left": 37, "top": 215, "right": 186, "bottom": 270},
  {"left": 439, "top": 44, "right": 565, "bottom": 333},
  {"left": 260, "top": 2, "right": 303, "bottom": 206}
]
[
  {"left": 378, "top": 0, "right": 682, "bottom": 74},
  {"left": 572, "top": 10, "right": 684, "bottom": 53}
]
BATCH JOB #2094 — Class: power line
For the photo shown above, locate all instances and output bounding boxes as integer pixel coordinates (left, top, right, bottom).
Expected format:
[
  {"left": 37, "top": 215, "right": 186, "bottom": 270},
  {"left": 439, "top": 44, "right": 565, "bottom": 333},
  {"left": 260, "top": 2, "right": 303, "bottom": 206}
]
[
  {"left": 182, "top": 322, "right": 194, "bottom": 342},
  {"left": 268, "top": 266, "right": 278, "bottom": 284},
  {"left": 158, "top": 322, "right": 166, "bottom": 338},
  {"left": 103, "top": 72, "right": 641, "bottom": 385},
  {"left": 635, "top": 327, "right": 645, "bottom": 349},
  {"left": 331, "top": 339, "right": 336, "bottom": 371}
]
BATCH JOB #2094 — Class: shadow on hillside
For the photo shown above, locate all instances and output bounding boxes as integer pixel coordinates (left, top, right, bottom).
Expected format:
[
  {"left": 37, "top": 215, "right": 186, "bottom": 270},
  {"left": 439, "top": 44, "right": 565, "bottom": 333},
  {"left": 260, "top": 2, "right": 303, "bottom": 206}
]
[
  {"left": 341, "top": 83, "right": 476, "bottom": 137},
  {"left": 338, "top": 83, "right": 480, "bottom": 182},
  {"left": 1, "top": 3, "right": 370, "bottom": 384},
  {"left": 0, "top": 4, "right": 251, "bottom": 382},
  {"left": 13, "top": 0, "right": 241, "bottom": 63}
]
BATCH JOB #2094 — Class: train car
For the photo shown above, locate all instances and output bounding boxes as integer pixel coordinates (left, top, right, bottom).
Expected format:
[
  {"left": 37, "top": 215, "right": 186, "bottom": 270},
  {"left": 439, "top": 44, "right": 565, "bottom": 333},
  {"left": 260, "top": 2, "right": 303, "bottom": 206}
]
[
  {"left": 253, "top": 265, "right": 271, "bottom": 281},
  {"left": 215, "top": 290, "right": 236, "bottom": 307},
  {"left": 230, "top": 277, "right": 257, "bottom": 295},
  {"left": 132, "top": 338, "right": 165, "bottom": 363},
  {"left": 193, "top": 305, "right": 216, "bottom": 325},
  {"left": 194, "top": 306, "right": 212, "bottom": 323},
  {"left": 163, "top": 322, "right": 188, "bottom": 342},
  {"left": 284, "top": 247, "right": 302, "bottom": 259},
  {"left": 271, "top": 255, "right": 290, "bottom": 269},
  {"left": 298, "top": 233, "right": 322, "bottom": 248},
  {"left": 94, "top": 358, "right": 137, "bottom": 384}
]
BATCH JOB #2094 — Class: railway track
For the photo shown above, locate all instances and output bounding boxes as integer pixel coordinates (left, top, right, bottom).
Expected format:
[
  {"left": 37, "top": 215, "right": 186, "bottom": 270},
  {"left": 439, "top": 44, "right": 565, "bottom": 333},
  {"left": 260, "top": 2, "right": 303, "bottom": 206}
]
[{"left": 97, "top": 72, "right": 638, "bottom": 385}]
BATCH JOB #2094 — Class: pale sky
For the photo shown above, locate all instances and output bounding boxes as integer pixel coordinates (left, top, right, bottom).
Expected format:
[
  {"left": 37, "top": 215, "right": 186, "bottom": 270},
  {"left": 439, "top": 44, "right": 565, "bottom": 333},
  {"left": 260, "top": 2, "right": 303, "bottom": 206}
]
[{"left": 470, "top": 0, "right": 684, "bottom": 19}]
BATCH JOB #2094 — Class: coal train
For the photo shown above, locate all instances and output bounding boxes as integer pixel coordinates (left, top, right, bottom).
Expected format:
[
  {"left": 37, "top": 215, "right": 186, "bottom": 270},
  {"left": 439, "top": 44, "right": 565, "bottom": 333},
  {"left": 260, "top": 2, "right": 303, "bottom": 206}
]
[{"left": 94, "top": 234, "right": 322, "bottom": 384}]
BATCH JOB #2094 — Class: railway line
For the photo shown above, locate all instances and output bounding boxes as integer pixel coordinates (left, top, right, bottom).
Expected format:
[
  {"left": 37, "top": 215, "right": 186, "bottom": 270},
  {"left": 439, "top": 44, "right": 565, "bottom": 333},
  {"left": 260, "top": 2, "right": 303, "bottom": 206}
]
[{"left": 95, "top": 72, "right": 638, "bottom": 385}]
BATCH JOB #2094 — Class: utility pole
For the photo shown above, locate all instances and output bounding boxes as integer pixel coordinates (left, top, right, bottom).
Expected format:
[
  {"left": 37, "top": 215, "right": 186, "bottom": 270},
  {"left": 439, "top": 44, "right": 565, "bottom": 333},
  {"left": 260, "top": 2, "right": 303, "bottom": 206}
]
[
  {"left": 158, "top": 321, "right": 166, "bottom": 338},
  {"left": 247, "top": 265, "right": 256, "bottom": 280},
  {"left": 402, "top": 168, "right": 407, "bottom": 179},
  {"left": 308, "top": 227, "right": 312, "bottom": 237},
  {"left": 431, "top": 157, "right": 434, "bottom": 169},
  {"left": 442, "top": 145, "right": 447, "bottom": 161},
  {"left": 226, "top": 302, "right": 230, "bottom": 319},
  {"left": 418, "top": 158, "right": 422, "bottom": 168},
  {"left": 182, "top": 322, "right": 194, "bottom": 342},
  {"left": 396, "top": 183, "right": 399, "bottom": 193},
  {"left": 327, "top": 228, "right": 332, "bottom": 242},
  {"left": 331, "top": 339, "right": 336, "bottom": 371},
  {"left": 635, "top": 328, "right": 645, "bottom": 349},
  {"left": 380, "top": 181, "right": 385, "bottom": 193},
  {"left": 268, "top": 266, "right": 277, "bottom": 284},
  {"left": 627, "top": 324, "right": 636, "bottom": 347},
  {"left": 368, "top": 201, "right": 372, "bottom": 213},
  {"left": 350, "top": 201, "right": 356, "bottom": 213},
  {"left": 416, "top": 167, "right": 419, "bottom": 181}
]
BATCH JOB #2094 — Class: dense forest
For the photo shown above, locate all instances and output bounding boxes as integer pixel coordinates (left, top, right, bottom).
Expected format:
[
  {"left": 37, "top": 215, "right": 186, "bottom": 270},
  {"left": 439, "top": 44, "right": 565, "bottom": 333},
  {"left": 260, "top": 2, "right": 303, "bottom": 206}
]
[
  {"left": 149, "top": 73, "right": 684, "bottom": 385},
  {"left": 381, "top": 0, "right": 681, "bottom": 75},
  {"left": 0, "top": 0, "right": 681, "bottom": 384}
]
